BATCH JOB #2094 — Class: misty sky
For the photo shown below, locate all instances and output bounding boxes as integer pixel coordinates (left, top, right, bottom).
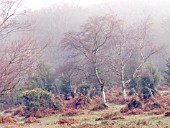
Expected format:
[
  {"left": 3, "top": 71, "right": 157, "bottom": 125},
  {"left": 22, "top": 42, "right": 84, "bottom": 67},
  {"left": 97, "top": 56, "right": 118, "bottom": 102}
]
[
  {"left": 25, "top": 0, "right": 110, "bottom": 10},
  {"left": 21, "top": 0, "right": 170, "bottom": 69},
  {"left": 24, "top": 0, "right": 170, "bottom": 20},
  {"left": 25, "top": 0, "right": 170, "bottom": 10}
]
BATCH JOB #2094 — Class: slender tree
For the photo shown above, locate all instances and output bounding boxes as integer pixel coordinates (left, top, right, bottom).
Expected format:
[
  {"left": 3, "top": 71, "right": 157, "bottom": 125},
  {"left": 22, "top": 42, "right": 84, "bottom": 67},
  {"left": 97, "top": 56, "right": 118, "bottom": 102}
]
[
  {"left": 62, "top": 15, "right": 120, "bottom": 105},
  {"left": 109, "top": 17, "right": 163, "bottom": 100}
]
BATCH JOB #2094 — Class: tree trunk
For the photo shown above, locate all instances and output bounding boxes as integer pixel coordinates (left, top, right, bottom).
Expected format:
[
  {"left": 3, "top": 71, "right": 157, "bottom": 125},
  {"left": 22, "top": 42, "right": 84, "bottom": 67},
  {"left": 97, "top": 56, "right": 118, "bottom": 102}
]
[
  {"left": 121, "top": 64, "right": 127, "bottom": 101},
  {"left": 122, "top": 82, "right": 127, "bottom": 101},
  {"left": 95, "top": 67, "right": 107, "bottom": 105},
  {"left": 101, "top": 85, "right": 106, "bottom": 105}
]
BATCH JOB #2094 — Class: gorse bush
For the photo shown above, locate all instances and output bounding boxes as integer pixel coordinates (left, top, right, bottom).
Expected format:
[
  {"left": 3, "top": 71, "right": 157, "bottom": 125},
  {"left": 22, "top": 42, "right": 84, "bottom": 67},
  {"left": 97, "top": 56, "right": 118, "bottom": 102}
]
[
  {"left": 128, "top": 98, "right": 142, "bottom": 109},
  {"left": 59, "top": 78, "right": 74, "bottom": 100},
  {"left": 28, "top": 62, "right": 58, "bottom": 93},
  {"left": 139, "top": 64, "right": 160, "bottom": 100},
  {"left": 128, "top": 88, "right": 136, "bottom": 96},
  {"left": 77, "top": 84, "right": 90, "bottom": 96},
  {"left": 22, "top": 88, "right": 61, "bottom": 113},
  {"left": 77, "top": 84, "right": 91, "bottom": 103},
  {"left": 142, "top": 87, "right": 152, "bottom": 100},
  {"left": 140, "top": 64, "right": 160, "bottom": 90},
  {"left": 128, "top": 64, "right": 160, "bottom": 100}
]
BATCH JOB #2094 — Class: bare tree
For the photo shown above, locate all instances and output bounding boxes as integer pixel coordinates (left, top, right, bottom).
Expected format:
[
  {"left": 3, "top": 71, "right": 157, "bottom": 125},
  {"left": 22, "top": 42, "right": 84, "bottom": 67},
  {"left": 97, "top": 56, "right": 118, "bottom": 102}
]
[
  {"left": 0, "top": 0, "right": 30, "bottom": 39},
  {"left": 62, "top": 15, "right": 120, "bottom": 105},
  {"left": 0, "top": 39, "right": 41, "bottom": 95},
  {"left": 0, "top": 0, "right": 43, "bottom": 96},
  {"left": 110, "top": 17, "right": 164, "bottom": 101}
]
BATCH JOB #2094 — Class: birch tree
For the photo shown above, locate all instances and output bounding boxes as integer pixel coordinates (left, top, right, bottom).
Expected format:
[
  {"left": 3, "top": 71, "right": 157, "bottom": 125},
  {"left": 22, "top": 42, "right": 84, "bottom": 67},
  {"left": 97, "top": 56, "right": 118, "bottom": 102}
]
[
  {"left": 110, "top": 17, "right": 163, "bottom": 101},
  {"left": 62, "top": 15, "right": 120, "bottom": 105}
]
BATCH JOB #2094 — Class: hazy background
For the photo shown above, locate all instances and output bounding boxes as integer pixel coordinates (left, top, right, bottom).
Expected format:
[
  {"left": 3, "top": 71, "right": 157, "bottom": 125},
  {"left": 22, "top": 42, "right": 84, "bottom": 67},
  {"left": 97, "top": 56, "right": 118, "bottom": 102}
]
[{"left": 17, "top": 0, "right": 170, "bottom": 71}]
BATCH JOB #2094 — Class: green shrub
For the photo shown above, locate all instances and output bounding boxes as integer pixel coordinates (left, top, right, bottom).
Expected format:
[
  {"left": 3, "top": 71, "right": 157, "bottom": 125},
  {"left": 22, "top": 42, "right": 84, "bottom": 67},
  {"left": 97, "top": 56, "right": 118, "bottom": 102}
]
[
  {"left": 128, "top": 99, "right": 142, "bottom": 109},
  {"left": 128, "top": 88, "right": 136, "bottom": 96},
  {"left": 54, "top": 96, "right": 62, "bottom": 110},
  {"left": 151, "top": 102, "right": 161, "bottom": 108},
  {"left": 140, "top": 64, "right": 161, "bottom": 90},
  {"left": 22, "top": 88, "right": 61, "bottom": 112},
  {"left": 142, "top": 87, "right": 152, "bottom": 100},
  {"left": 28, "top": 62, "right": 58, "bottom": 93},
  {"left": 77, "top": 84, "right": 90, "bottom": 96},
  {"left": 129, "top": 64, "right": 160, "bottom": 100},
  {"left": 59, "top": 78, "right": 74, "bottom": 100},
  {"left": 77, "top": 84, "right": 91, "bottom": 103}
]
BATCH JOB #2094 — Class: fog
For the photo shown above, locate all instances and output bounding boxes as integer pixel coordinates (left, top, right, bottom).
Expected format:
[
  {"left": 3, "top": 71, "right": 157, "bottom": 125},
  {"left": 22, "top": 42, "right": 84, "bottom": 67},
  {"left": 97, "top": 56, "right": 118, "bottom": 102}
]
[{"left": 6, "top": 0, "right": 170, "bottom": 70}]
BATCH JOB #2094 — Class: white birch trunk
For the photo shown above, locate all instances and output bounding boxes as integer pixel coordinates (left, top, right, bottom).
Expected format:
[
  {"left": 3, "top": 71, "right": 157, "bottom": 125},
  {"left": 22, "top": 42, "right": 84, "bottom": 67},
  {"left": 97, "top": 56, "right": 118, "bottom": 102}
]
[
  {"left": 123, "top": 88, "right": 127, "bottom": 101},
  {"left": 102, "top": 90, "right": 106, "bottom": 105}
]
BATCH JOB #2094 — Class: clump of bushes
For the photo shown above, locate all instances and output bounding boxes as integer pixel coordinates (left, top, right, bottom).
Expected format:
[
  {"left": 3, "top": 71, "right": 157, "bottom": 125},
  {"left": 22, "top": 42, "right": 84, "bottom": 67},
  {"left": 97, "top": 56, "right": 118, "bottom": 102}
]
[
  {"left": 24, "top": 117, "right": 40, "bottom": 123},
  {"left": 77, "top": 84, "right": 91, "bottom": 103},
  {"left": 128, "top": 98, "right": 142, "bottom": 110},
  {"left": 22, "top": 88, "right": 61, "bottom": 117},
  {"left": 165, "top": 112, "right": 170, "bottom": 117},
  {"left": 128, "top": 64, "right": 160, "bottom": 101},
  {"left": 12, "top": 106, "right": 25, "bottom": 116},
  {"left": 59, "top": 78, "right": 74, "bottom": 100},
  {"left": 0, "top": 116, "right": 17, "bottom": 124},
  {"left": 77, "top": 84, "right": 90, "bottom": 96},
  {"left": 120, "top": 98, "right": 142, "bottom": 114},
  {"left": 91, "top": 104, "right": 108, "bottom": 111},
  {"left": 151, "top": 102, "right": 161, "bottom": 108},
  {"left": 58, "top": 118, "right": 77, "bottom": 125},
  {"left": 65, "top": 93, "right": 90, "bottom": 109}
]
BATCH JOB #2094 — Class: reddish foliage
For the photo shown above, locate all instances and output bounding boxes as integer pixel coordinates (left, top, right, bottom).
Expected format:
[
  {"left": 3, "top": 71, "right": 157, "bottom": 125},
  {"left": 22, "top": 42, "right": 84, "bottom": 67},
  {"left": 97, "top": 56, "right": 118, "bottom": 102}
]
[
  {"left": 120, "top": 106, "right": 129, "bottom": 113},
  {"left": 44, "top": 108, "right": 56, "bottom": 115},
  {"left": 111, "top": 116, "right": 125, "bottom": 120},
  {"left": 127, "top": 108, "right": 143, "bottom": 115},
  {"left": 95, "top": 112, "right": 125, "bottom": 121},
  {"left": 25, "top": 107, "right": 56, "bottom": 118},
  {"left": 95, "top": 117, "right": 103, "bottom": 121},
  {"left": 165, "top": 112, "right": 170, "bottom": 117},
  {"left": 4, "top": 109, "right": 13, "bottom": 114},
  {"left": 91, "top": 104, "right": 108, "bottom": 111},
  {"left": 91, "top": 96, "right": 102, "bottom": 105},
  {"left": 58, "top": 118, "right": 77, "bottom": 125},
  {"left": 24, "top": 117, "right": 40, "bottom": 123},
  {"left": 157, "top": 83, "right": 170, "bottom": 91},
  {"left": 136, "top": 120, "right": 149, "bottom": 125},
  {"left": 12, "top": 106, "right": 24, "bottom": 116},
  {"left": 0, "top": 116, "right": 17, "bottom": 124},
  {"left": 143, "top": 102, "right": 161, "bottom": 111},
  {"left": 64, "top": 93, "right": 90, "bottom": 109},
  {"left": 105, "top": 88, "right": 126, "bottom": 105},
  {"left": 120, "top": 87, "right": 170, "bottom": 115},
  {"left": 120, "top": 97, "right": 143, "bottom": 115},
  {"left": 152, "top": 109, "right": 165, "bottom": 115}
]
